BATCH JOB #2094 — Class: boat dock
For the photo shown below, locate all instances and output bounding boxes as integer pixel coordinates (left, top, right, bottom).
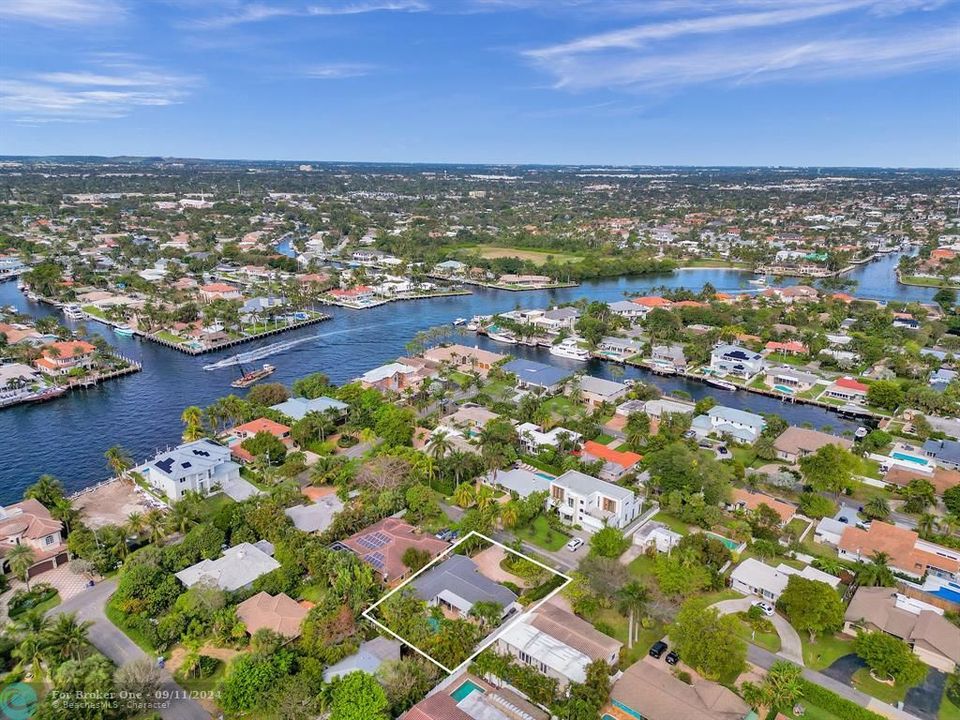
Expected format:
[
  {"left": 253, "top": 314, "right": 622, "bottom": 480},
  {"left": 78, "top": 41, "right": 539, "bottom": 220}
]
[{"left": 145, "top": 313, "right": 332, "bottom": 355}]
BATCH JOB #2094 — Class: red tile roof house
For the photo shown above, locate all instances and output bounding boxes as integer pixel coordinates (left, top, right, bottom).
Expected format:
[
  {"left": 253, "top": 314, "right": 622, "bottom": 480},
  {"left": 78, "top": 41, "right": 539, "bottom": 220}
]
[
  {"left": 823, "top": 376, "right": 869, "bottom": 403},
  {"left": 0, "top": 499, "right": 69, "bottom": 578},
  {"left": 226, "top": 417, "right": 294, "bottom": 462},
  {"left": 580, "top": 440, "right": 642, "bottom": 482},
  {"left": 34, "top": 340, "right": 97, "bottom": 377},
  {"left": 328, "top": 285, "right": 375, "bottom": 301},
  {"left": 765, "top": 340, "right": 809, "bottom": 356},
  {"left": 235, "top": 591, "right": 311, "bottom": 639},
  {"left": 631, "top": 296, "right": 673, "bottom": 317},
  {"left": 198, "top": 283, "right": 243, "bottom": 302},
  {"left": 332, "top": 518, "right": 448, "bottom": 585}
]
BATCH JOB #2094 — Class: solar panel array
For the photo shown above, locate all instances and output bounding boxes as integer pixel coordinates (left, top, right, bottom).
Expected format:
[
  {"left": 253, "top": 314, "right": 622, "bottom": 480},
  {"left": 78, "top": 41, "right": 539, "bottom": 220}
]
[
  {"left": 356, "top": 531, "right": 390, "bottom": 549},
  {"left": 365, "top": 552, "right": 385, "bottom": 570}
]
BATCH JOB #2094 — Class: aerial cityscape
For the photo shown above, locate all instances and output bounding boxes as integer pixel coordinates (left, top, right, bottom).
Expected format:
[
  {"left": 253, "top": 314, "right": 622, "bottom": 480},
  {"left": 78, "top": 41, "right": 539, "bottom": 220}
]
[{"left": 1, "top": 2, "right": 959, "bottom": 720}]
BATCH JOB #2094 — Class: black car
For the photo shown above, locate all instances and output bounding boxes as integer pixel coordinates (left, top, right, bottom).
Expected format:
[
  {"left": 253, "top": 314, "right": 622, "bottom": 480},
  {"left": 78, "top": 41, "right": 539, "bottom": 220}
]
[
  {"left": 665, "top": 650, "right": 680, "bottom": 665},
  {"left": 649, "top": 641, "right": 668, "bottom": 659}
]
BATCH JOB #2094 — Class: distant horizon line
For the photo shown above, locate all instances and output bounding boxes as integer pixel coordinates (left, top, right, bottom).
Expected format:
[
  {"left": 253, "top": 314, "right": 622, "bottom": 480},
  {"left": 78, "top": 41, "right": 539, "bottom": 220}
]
[{"left": 0, "top": 154, "right": 958, "bottom": 172}]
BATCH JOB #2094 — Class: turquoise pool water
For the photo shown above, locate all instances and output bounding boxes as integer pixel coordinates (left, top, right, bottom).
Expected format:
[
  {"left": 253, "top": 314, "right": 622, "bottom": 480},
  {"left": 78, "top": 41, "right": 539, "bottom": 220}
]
[
  {"left": 535, "top": 471, "right": 555, "bottom": 480},
  {"left": 706, "top": 531, "right": 741, "bottom": 551},
  {"left": 773, "top": 384, "right": 795, "bottom": 394},
  {"left": 927, "top": 582, "right": 960, "bottom": 603},
  {"left": 891, "top": 451, "right": 929, "bottom": 466},
  {"left": 602, "top": 715, "right": 617, "bottom": 720},
  {"left": 427, "top": 617, "right": 440, "bottom": 632},
  {"left": 451, "top": 680, "right": 484, "bottom": 702}
]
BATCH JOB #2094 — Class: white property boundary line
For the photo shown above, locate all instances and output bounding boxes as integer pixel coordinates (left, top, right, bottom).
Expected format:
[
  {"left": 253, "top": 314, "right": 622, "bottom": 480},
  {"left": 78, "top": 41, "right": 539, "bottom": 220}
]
[{"left": 362, "top": 530, "right": 572, "bottom": 675}]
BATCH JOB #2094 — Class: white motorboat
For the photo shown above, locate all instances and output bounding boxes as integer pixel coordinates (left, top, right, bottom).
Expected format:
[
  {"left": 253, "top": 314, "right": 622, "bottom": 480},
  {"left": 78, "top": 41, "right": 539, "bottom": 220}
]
[
  {"left": 549, "top": 338, "right": 590, "bottom": 361},
  {"left": 748, "top": 276, "right": 767, "bottom": 286},
  {"left": 854, "top": 426, "right": 869, "bottom": 439},
  {"left": 486, "top": 330, "right": 517, "bottom": 345},
  {"left": 452, "top": 317, "right": 467, "bottom": 326},
  {"left": 703, "top": 377, "right": 737, "bottom": 391}
]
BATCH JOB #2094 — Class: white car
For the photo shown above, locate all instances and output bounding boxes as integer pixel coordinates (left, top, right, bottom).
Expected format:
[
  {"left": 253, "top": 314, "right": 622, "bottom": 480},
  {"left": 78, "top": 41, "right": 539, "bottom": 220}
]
[
  {"left": 566, "top": 538, "right": 584, "bottom": 552},
  {"left": 751, "top": 600, "right": 775, "bottom": 617}
]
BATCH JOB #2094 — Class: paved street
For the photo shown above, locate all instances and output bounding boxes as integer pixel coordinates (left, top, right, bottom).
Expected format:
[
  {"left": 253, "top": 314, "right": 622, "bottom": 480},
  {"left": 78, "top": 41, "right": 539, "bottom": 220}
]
[{"left": 50, "top": 580, "right": 211, "bottom": 720}]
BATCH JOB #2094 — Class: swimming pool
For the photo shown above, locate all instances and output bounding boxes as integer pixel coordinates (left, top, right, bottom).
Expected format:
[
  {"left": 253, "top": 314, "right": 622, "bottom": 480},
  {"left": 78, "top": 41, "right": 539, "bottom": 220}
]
[
  {"left": 891, "top": 451, "right": 929, "bottom": 466},
  {"left": 773, "top": 384, "right": 795, "bottom": 394},
  {"left": 451, "top": 680, "right": 484, "bottom": 702},
  {"left": 705, "top": 531, "right": 744, "bottom": 552},
  {"left": 925, "top": 581, "right": 960, "bottom": 604},
  {"left": 535, "top": 471, "right": 555, "bottom": 480}
]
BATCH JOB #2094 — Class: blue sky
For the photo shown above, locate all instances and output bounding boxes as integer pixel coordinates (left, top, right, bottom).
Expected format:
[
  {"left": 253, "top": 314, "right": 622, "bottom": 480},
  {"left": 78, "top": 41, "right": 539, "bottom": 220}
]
[{"left": 1, "top": 0, "right": 958, "bottom": 166}]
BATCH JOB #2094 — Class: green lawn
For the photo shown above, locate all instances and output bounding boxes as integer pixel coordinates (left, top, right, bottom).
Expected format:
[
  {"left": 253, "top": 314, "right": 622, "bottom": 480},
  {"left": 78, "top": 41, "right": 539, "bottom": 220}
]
[
  {"left": 105, "top": 598, "right": 157, "bottom": 654},
  {"left": 30, "top": 593, "right": 61, "bottom": 616},
  {"left": 851, "top": 668, "right": 910, "bottom": 704},
  {"left": 584, "top": 606, "right": 667, "bottom": 665},
  {"left": 734, "top": 617, "right": 781, "bottom": 653},
  {"left": 448, "top": 371, "right": 472, "bottom": 388},
  {"left": 782, "top": 701, "right": 843, "bottom": 720},
  {"left": 198, "top": 492, "right": 234, "bottom": 518},
  {"left": 802, "top": 633, "right": 854, "bottom": 671},
  {"left": 483, "top": 380, "right": 515, "bottom": 401},
  {"left": 515, "top": 515, "right": 570, "bottom": 551},
  {"left": 81, "top": 304, "right": 107, "bottom": 319},
  {"left": 941, "top": 690, "right": 960, "bottom": 720},
  {"left": 152, "top": 330, "right": 186, "bottom": 344},
  {"left": 176, "top": 658, "right": 226, "bottom": 694},
  {"left": 298, "top": 582, "right": 327, "bottom": 603},
  {"left": 651, "top": 511, "right": 690, "bottom": 535},
  {"left": 593, "top": 433, "right": 615, "bottom": 445},
  {"left": 541, "top": 395, "right": 582, "bottom": 419}
]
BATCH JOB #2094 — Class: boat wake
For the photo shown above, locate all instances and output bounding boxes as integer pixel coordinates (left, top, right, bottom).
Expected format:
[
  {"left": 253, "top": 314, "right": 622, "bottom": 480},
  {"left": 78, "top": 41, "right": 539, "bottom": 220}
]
[{"left": 202, "top": 323, "right": 391, "bottom": 370}]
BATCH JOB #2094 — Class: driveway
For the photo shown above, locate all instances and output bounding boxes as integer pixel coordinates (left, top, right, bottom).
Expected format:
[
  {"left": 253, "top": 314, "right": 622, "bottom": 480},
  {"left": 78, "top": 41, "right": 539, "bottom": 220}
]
[
  {"left": 50, "top": 580, "right": 211, "bottom": 720},
  {"left": 903, "top": 668, "right": 946, "bottom": 720},
  {"left": 710, "top": 597, "right": 804, "bottom": 666},
  {"left": 822, "top": 653, "right": 867, "bottom": 684}
]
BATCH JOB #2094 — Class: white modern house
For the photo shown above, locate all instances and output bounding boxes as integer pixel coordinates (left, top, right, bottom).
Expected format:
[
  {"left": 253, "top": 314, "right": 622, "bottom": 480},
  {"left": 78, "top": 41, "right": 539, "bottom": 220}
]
[
  {"left": 710, "top": 344, "right": 765, "bottom": 379},
  {"left": 135, "top": 440, "right": 241, "bottom": 502},
  {"left": 548, "top": 470, "right": 641, "bottom": 533}
]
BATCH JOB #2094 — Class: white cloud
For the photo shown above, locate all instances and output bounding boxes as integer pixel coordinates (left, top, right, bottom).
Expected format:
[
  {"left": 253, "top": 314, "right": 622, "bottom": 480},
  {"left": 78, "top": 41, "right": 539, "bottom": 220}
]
[
  {"left": 0, "top": 0, "right": 126, "bottom": 25},
  {"left": 302, "top": 62, "right": 378, "bottom": 78},
  {"left": 0, "top": 62, "right": 199, "bottom": 122},
  {"left": 536, "top": 26, "right": 958, "bottom": 91},
  {"left": 188, "top": 0, "right": 427, "bottom": 28}
]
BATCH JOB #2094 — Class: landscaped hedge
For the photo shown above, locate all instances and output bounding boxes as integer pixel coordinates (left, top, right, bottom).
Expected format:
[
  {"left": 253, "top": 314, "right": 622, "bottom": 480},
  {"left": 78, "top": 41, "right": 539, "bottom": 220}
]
[
  {"left": 800, "top": 679, "right": 886, "bottom": 720},
  {"left": 8, "top": 584, "right": 58, "bottom": 618}
]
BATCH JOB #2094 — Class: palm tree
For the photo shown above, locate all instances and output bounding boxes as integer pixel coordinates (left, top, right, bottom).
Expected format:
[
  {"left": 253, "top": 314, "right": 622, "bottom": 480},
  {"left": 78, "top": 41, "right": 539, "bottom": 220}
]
[
  {"left": 24, "top": 474, "right": 64, "bottom": 508},
  {"left": 475, "top": 484, "right": 496, "bottom": 512},
  {"left": 863, "top": 496, "right": 890, "bottom": 521},
  {"left": 918, "top": 512, "right": 939, "bottom": 539},
  {"left": 44, "top": 613, "right": 94, "bottom": 662},
  {"left": 616, "top": 581, "right": 650, "bottom": 649},
  {"left": 180, "top": 405, "right": 204, "bottom": 442},
  {"left": 125, "top": 512, "right": 145, "bottom": 539},
  {"left": 453, "top": 483, "right": 475, "bottom": 509},
  {"left": 764, "top": 661, "right": 805, "bottom": 712},
  {"left": 427, "top": 430, "right": 453, "bottom": 463},
  {"left": 447, "top": 450, "right": 468, "bottom": 488},
  {"left": 167, "top": 497, "right": 200, "bottom": 534},
  {"left": 13, "top": 634, "right": 46, "bottom": 681},
  {"left": 499, "top": 501, "right": 520, "bottom": 529},
  {"left": 144, "top": 508, "right": 166, "bottom": 543},
  {"left": 12, "top": 610, "right": 52, "bottom": 638},
  {"left": 50, "top": 496, "right": 79, "bottom": 534},
  {"left": 857, "top": 551, "right": 896, "bottom": 587},
  {"left": 7, "top": 543, "right": 36, "bottom": 590},
  {"left": 104, "top": 445, "right": 134, "bottom": 483}
]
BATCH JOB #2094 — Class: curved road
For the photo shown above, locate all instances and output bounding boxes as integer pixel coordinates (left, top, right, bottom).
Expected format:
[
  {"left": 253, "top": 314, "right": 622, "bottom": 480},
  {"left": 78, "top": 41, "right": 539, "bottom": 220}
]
[{"left": 50, "top": 580, "right": 210, "bottom": 720}]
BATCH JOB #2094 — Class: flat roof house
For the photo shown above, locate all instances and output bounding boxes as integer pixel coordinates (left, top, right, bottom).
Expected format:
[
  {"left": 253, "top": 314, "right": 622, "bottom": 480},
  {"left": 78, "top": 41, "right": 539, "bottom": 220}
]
[
  {"left": 411, "top": 554, "right": 519, "bottom": 620},
  {"left": 516, "top": 422, "right": 581, "bottom": 453},
  {"left": 730, "top": 557, "right": 841, "bottom": 603},
  {"left": 175, "top": 541, "right": 280, "bottom": 592},
  {"left": 284, "top": 494, "right": 344, "bottom": 533},
  {"left": 482, "top": 467, "right": 551, "bottom": 498},
  {"left": 774, "top": 427, "right": 853, "bottom": 464},
  {"left": 333, "top": 518, "right": 448, "bottom": 583},
  {"left": 236, "top": 591, "right": 310, "bottom": 638},
  {"left": 403, "top": 673, "right": 548, "bottom": 720},
  {"left": 135, "top": 439, "right": 241, "bottom": 502},
  {"left": 502, "top": 358, "right": 572, "bottom": 394},
  {"left": 608, "top": 660, "right": 750, "bottom": 720},
  {"left": 497, "top": 601, "right": 622, "bottom": 688},
  {"left": 549, "top": 469, "right": 641, "bottom": 532},
  {"left": 844, "top": 587, "right": 960, "bottom": 672},
  {"left": 322, "top": 637, "right": 402, "bottom": 682},
  {"left": 710, "top": 344, "right": 765, "bottom": 380}
]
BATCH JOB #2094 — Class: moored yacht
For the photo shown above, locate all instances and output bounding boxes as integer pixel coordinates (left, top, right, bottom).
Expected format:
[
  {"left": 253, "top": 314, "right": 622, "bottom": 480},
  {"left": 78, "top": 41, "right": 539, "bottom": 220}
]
[
  {"left": 63, "top": 304, "right": 85, "bottom": 320},
  {"left": 486, "top": 329, "right": 517, "bottom": 345},
  {"left": 549, "top": 337, "right": 589, "bottom": 361}
]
